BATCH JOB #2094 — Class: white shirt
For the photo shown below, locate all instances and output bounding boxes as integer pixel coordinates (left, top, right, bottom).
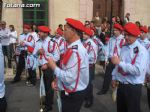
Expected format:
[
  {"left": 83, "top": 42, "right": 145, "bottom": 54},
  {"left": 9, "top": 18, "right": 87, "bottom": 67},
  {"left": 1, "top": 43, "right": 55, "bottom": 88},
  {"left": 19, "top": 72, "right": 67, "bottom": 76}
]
[
  {"left": 106, "top": 34, "right": 125, "bottom": 61},
  {"left": 31, "top": 32, "right": 39, "bottom": 42},
  {"left": 0, "top": 43, "right": 5, "bottom": 98},
  {"left": 53, "top": 36, "right": 67, "bottom": 55},
  {"left": 33, "top": 36, "right": 60, "bottom": 66},
  {"left": 138, "top": 38, "right": 150, "bottom": 75},
  {"left": 54, "top": 39, "right": 89, "bottom": 92},
  {"left": 19, "top": 33, "right": 35, "bottom": 51},
  {"left": 9, "top": 31, "right": 17, "bottom": 44},
  {"left": 83, "top": 38, "right": 98, "bottom": 64},
  {"left": 112, "top": 40, "right": 149, "bottom": 84},
  {"left": 0, "top": 28, "right": 10, "bottom": 46},
  {"left": 26, "top": 54, "right": 37, "bottom": 69}
]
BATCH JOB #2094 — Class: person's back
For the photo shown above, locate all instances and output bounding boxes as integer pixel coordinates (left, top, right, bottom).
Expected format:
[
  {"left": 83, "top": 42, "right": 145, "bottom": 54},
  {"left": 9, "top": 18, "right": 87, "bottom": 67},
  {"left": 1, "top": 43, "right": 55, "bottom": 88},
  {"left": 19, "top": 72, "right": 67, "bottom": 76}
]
[{"left": 0, "top": 42, "right": 7, "bottom": 112}]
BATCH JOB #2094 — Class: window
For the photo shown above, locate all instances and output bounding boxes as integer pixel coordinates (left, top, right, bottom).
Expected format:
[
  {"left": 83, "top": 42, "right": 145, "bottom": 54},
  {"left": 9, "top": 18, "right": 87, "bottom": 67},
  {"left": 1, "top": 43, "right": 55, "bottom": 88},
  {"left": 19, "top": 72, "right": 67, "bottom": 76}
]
[
  {"left": 0, "top": 0, "right": 2, "bottom": 20},
  {"left": 23, "top": 0, "right": 48, "bottom": 25}
]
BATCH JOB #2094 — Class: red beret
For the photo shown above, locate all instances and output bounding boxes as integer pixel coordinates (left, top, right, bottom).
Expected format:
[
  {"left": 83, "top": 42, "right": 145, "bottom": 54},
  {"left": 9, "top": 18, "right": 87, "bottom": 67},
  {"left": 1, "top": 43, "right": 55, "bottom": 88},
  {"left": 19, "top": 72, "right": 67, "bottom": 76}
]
[
  {"left": 23, "top": 24, "right": 31, "bottom": 29},
  {"left": 84, "top": 27, "right": 93, "bottom": 36},
  {"left": 56, "top": 28, "right": 63, "bottom": 36},
  {"left": 27, "top": 46, "right": 34, "bottom": 53},
  {"left": 140, "top": 26, "right": 148, "bottom": 33},
  {"left": 124, "top": 22, "right": 141, "bottom": 37},
  {"left": 105, "top": 37, "right": 110, "bottom": 41},
  {"left": 65, "top": 18, "right": 85, "bottom": 32},
  {"left": 114, "top": 23, "right": 124, "bottom": 31},
  {"left": 38, "top": 26, "right": 51, "bottom": 33}
]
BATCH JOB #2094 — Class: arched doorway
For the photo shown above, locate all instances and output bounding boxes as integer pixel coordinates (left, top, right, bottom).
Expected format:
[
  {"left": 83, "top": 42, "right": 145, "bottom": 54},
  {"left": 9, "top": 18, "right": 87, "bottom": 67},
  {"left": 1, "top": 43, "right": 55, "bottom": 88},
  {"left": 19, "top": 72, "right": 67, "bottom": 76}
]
[{"left": 93, "top": 0, "right": 124, "bottom": 20}]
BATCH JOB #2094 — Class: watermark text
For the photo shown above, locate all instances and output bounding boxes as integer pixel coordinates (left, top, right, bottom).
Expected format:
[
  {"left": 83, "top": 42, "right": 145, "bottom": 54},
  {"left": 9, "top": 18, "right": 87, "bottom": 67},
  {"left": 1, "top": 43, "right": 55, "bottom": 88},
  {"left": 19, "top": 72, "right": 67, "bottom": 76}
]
[{"left": 3, "top": 3, "right": 41, "bottom": 8}]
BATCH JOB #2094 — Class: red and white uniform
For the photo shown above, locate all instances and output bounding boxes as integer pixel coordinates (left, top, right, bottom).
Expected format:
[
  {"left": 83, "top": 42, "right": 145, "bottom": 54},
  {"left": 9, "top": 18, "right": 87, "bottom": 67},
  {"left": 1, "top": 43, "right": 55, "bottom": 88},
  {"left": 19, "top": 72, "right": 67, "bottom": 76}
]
[
  {"left": 83, "top": 38, "right": 98, "bottom": 64},
  {"left": 53, "top": 36, "right": 67, "bottom": 57},
  {"left": 106, "top": 34, "right": 125, "bottom": 61},
  {"left": 54, "top": 39, "right": 89, "bottom": 93},
  {"left": 33, "top": 36, "right": 60, "bottom": 66},
  {"left": 26, "top": 54, "right": 37, "bottom": 70}
]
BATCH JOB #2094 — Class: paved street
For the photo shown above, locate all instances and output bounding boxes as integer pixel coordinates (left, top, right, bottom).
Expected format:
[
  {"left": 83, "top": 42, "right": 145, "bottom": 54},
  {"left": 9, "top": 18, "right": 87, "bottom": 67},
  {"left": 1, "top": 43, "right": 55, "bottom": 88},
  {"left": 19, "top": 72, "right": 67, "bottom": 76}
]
[{"left": 5, "top": 65, "right": 150, "bottom": 112}]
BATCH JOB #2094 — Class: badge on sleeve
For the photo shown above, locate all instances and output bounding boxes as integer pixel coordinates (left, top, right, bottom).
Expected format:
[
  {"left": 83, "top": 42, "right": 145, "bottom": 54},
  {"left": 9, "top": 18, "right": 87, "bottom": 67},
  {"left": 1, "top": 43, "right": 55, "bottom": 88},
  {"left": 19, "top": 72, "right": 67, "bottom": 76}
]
[
  {"left": 27, "top": 35, "right": 33, "bottom": 42},
  {"left": 87, "top": 42, "right": 91, "bottom": 45},
  {"left": 133, "top": 46, "right": 139, "bottom": 54},
  {"left": 72, "top": 45, "right": 78, "bottom": 49}
]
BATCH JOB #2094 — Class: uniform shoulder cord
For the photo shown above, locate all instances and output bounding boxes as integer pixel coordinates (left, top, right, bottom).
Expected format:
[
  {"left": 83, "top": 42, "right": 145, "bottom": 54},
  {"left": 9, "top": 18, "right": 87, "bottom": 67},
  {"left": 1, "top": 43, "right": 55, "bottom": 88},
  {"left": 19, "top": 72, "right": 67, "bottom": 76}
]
[
  {"left": 60, "top": 51, "right": 81, "bottom": 93},
  {"left": 48, "top": 40, "right": 56, "bottom": 53}
]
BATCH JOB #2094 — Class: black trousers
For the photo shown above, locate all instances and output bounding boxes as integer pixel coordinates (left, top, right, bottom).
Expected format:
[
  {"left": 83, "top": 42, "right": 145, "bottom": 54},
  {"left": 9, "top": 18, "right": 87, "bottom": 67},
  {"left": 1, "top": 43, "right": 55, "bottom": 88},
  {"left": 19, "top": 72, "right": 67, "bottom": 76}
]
[
  {"left": 2, "top": 46, "right": 11, "bottom": 68},
  {"left": 0, "top": 97, "right": 7, "bottom": 112},
  {"left": 101, "top": 61, "right": 115, "bottom": 92},
  {"left": 14, "top": 50, "right": 27, "bottom": 81},
  {"left": 9, "top": 43, "right": 16, "bottom": 59},
  {"left": 147, "top": 87, "right": 150, "bottom": 110},
  {"left": 28, "top": 68, "right": 36, "bottom": 85},
  {"left": 85, "top": 64, "right": 95, "bottom": 103},
  {"left": 61, "top": 90, "right": 86, "bottom": 112},
  {"left": 117, "top": 83, "right": 142, "bottom": 112},
  {"left": 42, "top": 68, "right": 54, "bottom": 109}
]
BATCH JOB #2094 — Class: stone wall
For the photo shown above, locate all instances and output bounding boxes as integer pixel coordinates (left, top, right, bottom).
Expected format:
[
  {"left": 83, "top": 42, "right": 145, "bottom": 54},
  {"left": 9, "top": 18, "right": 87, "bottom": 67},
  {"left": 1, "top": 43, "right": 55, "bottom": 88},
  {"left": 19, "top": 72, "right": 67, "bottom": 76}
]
[
  {"left": 124, "top": 0, "right": 150, "bottom": 26},
  {"left": 49, "top": 0, "right": 80, "bottom": 33},
  {"left": 2, "top": 0, "right": 23, "bottom": 35},
  {"left": 79, "top": 0, "right": 93, "bottom": 22}
]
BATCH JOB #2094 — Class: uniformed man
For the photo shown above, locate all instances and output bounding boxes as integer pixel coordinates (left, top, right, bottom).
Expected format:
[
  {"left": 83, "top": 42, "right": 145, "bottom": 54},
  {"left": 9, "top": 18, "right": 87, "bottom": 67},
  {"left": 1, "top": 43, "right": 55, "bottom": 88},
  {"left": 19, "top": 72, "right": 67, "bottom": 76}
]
[
  {"left": 12, "top": 24, "right": 35, "bottom": 83},
  {"left": 97, "top": 23, "right": 125, "bottom": 95},
  {"left": 0, "top": 21, "right": 11, "bottom": 68},
  {"left": 33, "top": 26, "right": 60, "bottom": 112},
  {"left": 53, "top": 28, "right": 67, "bottom": 60},
  {"left": 82, "top": 27, "right": 98, "bottom": 108},
  {"left": 0, "top": 31, "right": 7, "bottom": 112},
  {"left": 91, "top": 31, "right": 105, "bottom": 69},
  {"left": 47, "top": 18, "right": 89, "bottom": 112},
  {"left": 138, "top": 26, "right": 150, "bottom": 49},
  {"left": 111, "top": 22, "right": 149, "bottom": 112},
  {"left": 138, "top": 26, "right": 150, "bottom": 110}
]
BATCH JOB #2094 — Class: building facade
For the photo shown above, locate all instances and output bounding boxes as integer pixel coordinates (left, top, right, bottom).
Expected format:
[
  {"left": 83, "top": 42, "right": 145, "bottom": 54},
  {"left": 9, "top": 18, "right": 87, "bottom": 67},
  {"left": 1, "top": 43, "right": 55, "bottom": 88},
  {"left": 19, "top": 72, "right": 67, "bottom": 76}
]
[{"left": 1, "top": 0, "right": 150, "bottom": 35}]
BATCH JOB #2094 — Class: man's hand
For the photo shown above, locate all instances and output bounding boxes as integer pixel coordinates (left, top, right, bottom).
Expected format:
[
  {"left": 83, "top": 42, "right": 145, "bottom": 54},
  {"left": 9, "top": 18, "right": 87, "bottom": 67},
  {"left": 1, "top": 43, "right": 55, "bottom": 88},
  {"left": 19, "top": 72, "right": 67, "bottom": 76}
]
[
  {"left": 111, "top": 56, "right": 120, "bottom": 65},
  {"left": 20, "top": 41, "right": 25, "bottom": 47},
  {"left": 111, "top": 80, "right": 117, "bottom": 89},
  {"left": 38, "top": 48, "right": 45, "bottom": 55},
  {"left": 41, "top": 64, "right": 48, "bottom": 70},
  {"left": 47, "top": 57, "right": 57, "bottom": 71},
  {"left": 51, "top": 79, "right": 58, "bottom": 91},
  {"left": 105, "top": 61, "right": 109, "bottom": 65}
]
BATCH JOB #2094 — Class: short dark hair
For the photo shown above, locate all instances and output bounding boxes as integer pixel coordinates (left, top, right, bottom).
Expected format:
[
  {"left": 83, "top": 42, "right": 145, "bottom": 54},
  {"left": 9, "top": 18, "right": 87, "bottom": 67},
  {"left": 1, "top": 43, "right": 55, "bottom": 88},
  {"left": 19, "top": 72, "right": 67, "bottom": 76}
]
[
  {"left": 9, "top": 25, "right": 15, "bottom": 31},
  {"left": 59, "top": 24, "right": 63, "bottom": 27}
]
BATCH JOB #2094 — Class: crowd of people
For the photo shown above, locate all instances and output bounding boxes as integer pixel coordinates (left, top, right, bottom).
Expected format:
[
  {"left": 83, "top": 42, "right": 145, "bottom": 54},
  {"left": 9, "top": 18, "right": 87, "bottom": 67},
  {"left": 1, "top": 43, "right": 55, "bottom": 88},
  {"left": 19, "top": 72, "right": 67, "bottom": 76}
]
[{"left": 0, "top": 12, "right": 150, "bottom": 112}]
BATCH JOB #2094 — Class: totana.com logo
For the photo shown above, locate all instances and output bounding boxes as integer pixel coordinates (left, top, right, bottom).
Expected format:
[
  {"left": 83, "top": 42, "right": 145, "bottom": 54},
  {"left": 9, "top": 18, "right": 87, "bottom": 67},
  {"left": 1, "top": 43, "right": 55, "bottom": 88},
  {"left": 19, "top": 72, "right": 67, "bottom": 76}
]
[{"left": 3, "top": 3, "right": 40, "bottom": 8}]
